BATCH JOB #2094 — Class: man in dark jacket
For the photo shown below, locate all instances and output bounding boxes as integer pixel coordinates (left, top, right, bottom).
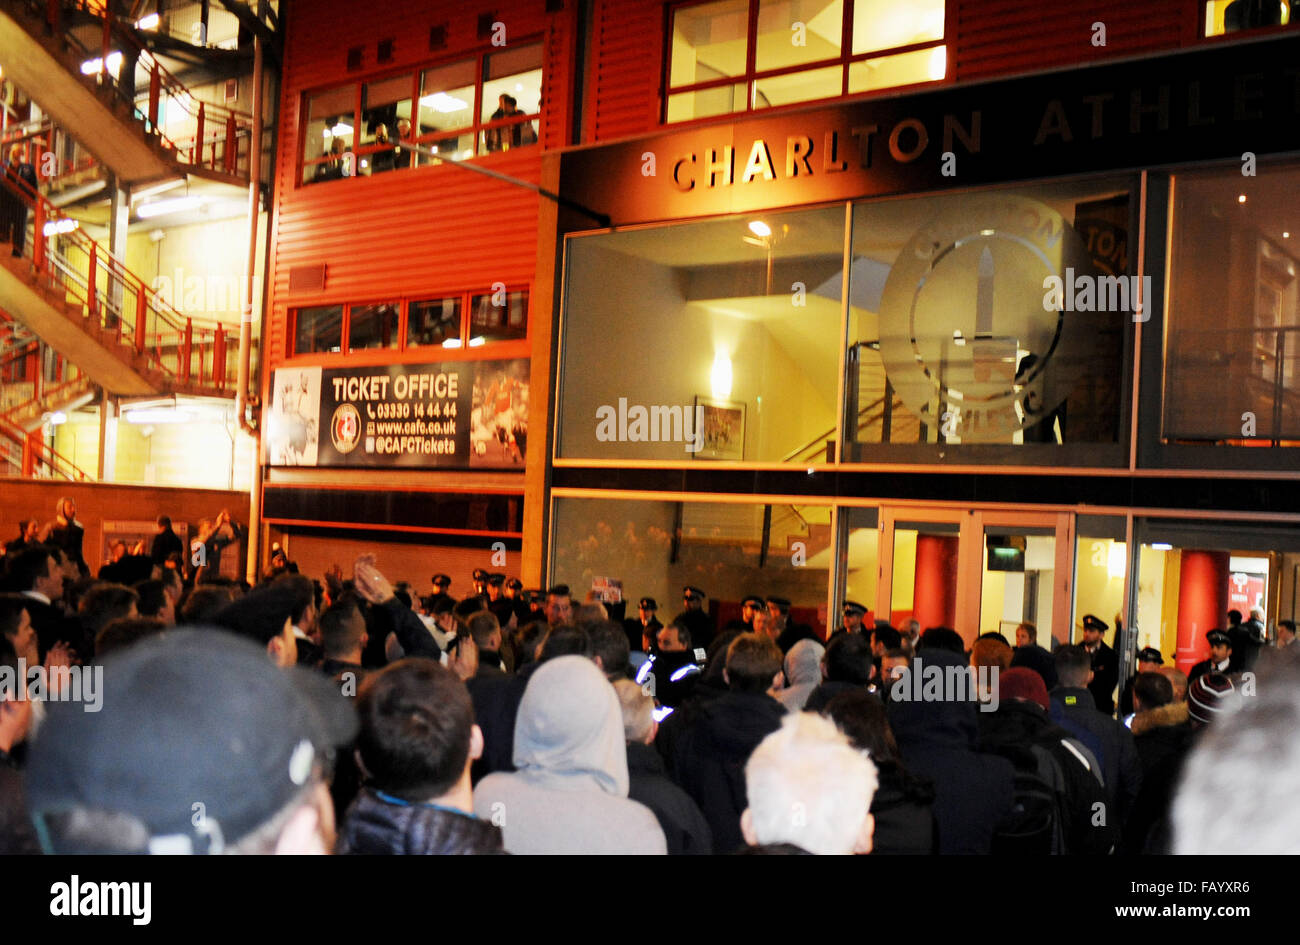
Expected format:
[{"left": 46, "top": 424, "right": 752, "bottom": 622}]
[
  {"left": 673, "top": 586, "right": 714, "bottom": 652},
  {"left": 2, "top": 144, "right": 37, "bottom": 257},
  {"left": 1121, "top": 672, "right": 1195, "bottom": 854},
  {"left": 150, "top": 516, "right": 185, "bottom": 566},
  {"left": 1188, "top": 629, "right": 1232, "bottom": 684},
  {"left": 978, "top": 668, "right": 1113, "bottom": 855},
  {"left": 615, "top": 679, "right": 712, "bottom": 855},
  {"left": 768, "top": 596, "right": 816, "bottom": 654},
  {"left": 1050, "top": 644, "right": 1142, "bottom": 827},
  {"left": 339, "top": 660, "right": 505, "bottom": 854},
  {"left": 1118, "top": 646, "right": 1165, "bottom": 717},
  {"left": 658, "top": 632, "right": 785, "bottom": 854},
  {"left": 887, "top": 646, "right": 1015, "bottom": 854},
  {"left": 1078, "top": 614, "right": 1119, "bottom": 715},
  {"left": 1011, "top": 620, "right": 1058, "bottom": 689},
  {"left": 7, "top": 547, "right": 77, "bottom": 660},
  {"left": 623, "top": 596, "right": 662, "bottom": 655}
]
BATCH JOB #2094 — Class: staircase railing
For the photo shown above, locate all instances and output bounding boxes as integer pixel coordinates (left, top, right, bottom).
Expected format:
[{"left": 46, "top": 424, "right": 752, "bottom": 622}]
[
  {"left": 19, "top": 0, "right": 254, "bottom": 178},
  {"left": 0, "top": 416, "right": 92, "bottom": 480},
  {"left": 2, "top": 171, "right": 241, "bottom": 392},
  {"left": 1, "top": 115, "right": 102, "bottom": 189}
]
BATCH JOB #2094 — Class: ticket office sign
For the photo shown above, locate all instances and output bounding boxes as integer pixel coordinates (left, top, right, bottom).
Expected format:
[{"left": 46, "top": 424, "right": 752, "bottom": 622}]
[{"left": 266, "top": 358, "right": 528, "bottom": 469}]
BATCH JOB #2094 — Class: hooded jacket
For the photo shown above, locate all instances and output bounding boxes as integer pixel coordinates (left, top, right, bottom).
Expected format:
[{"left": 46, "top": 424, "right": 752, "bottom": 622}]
[
  {"left": 661, "top": 688, "right": 786, "bottom": 854},
  {"left": 1123, "top": 700, "right": 1195, "bottom": 855},
  {"left": 472, "top": 657, "right": 666, "bottom": 854},
  {"left": 338, "top": 789, "right": 505, "bottom": 855},
  {"left": 776, "top": 639, "right": 824, "bottom": 712},
  {"left": 886, "top": 648, "right": 1015, "bottom": 854}
]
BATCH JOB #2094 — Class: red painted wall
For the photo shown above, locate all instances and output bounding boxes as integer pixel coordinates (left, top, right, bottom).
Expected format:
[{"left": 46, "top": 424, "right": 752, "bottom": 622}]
[{"left": 1176, "top": 549, "right": 1230, "bottom": 673}]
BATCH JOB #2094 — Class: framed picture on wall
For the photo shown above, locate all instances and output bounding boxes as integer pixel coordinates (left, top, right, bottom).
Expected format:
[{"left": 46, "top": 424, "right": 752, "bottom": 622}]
[{"left": 693, "top": 397, "right": 745, "bottom": 461}]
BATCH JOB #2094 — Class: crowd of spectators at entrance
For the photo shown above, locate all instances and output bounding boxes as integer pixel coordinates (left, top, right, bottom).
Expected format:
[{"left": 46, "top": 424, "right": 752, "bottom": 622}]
[{"left": 1, "top": 509, "right": 1298, "bottom": 855}]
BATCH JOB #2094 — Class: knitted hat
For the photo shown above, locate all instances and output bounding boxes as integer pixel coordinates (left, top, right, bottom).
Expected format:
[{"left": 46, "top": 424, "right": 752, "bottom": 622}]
[
  {"left": 1188, "top": 672, "right": 1241, "bottom": 725},
  {"left": 998, "top": 666, "right": 1049, "bottom": 710}
]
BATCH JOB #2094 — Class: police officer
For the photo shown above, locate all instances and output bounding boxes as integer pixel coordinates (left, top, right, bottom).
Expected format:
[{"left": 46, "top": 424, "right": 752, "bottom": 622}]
[
  {"left": 503, "top": 577, "right": 522, "bottom": 600},
  {"left": 1118, "top": 646, "right": 1164, "bottom": 717},
  {"left": 428, "top": 573, "right": 453, "bottom": 610},
  {"left": 1189, "top": 630, "right": 1232, "bottom": 684},
  {"left": 723, "top": 595, "right": 764, "bottom": 634},
  {"left": 486, "top": 573, "right": 505, "bottom": 602},
  {"left": 1078, "top": 613, "right": 1119, "bottom": 716},
  {"left": 768, "top": 596, "right": 816, "bottom": 654},
  {"left": 826, "top": 600, "right": 867, "bottom": 644},
  {"left": 471, "top": 568, "right": 489, "bottom": 598},
  {"left": 674, "top": 586, "right": 714, "bottom": 651},
  {"left": 623, "top": 596, "right": 662, "bottom": 655}
]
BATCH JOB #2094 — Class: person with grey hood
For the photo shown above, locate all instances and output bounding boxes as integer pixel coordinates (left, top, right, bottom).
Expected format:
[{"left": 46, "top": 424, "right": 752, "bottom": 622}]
[
  {"left": 473, "top": 655, "right": 667, "bottom": 854},
  {"left": 776, "top": 638, "right": 824, "bottom": 712}
]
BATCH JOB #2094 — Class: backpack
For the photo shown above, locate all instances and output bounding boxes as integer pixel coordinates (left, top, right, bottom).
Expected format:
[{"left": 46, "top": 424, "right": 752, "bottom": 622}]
[{"left": 992, "top": 744, "right": 1070, "bottom": 855}]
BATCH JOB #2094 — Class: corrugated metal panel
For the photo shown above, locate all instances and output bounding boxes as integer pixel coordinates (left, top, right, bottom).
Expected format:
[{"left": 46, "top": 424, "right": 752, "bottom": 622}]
[
  {"left": 952, "top": 0, "right": 1198, "bottom": 81},
  {"left": 266, "top": 0, "right": 576, "bottom": 375},
  {"left": 585, "top": 0, "right": 663, "bottom": 143}
]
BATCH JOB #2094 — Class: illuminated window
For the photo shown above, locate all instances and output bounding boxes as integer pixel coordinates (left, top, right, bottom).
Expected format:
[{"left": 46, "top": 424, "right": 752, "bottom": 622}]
[
  {"left": 300, "top": 42, "right": 543, "bottom": 185},
  {"left": 666, "top": 0, "right": 945, "bottom": 123},
  {"left": 1203, "top": 0, "right": 1293, "bottom": 37}
]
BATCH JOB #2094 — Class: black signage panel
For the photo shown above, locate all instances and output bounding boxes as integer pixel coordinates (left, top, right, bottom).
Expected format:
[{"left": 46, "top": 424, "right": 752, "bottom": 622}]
[{"left": 559, "top": 34, "right": 1300, "bottom": 227}]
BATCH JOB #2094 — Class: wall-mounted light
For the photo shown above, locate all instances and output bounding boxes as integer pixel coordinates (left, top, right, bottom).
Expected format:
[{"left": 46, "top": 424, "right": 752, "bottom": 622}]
[
  {"left": 80, "top": 51, "right": 122, "bottom": 75},
  {"left": 1108, "top": 541, "right": 1126, "bottom": 579},
  {"left": 1150, "top": 542, "right": 1173, "bottom": 551},
  {"left": 748, "top": 220, "right": 771, "bottom": 238},
  {"left": 711, "top": 351, "right": 733, "bottom": 400}
]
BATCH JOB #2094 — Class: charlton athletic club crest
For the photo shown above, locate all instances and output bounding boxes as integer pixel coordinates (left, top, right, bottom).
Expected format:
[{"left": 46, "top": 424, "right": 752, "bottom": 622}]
[{"left": 331, "top": 403, "right": 361, "bottom": 454}]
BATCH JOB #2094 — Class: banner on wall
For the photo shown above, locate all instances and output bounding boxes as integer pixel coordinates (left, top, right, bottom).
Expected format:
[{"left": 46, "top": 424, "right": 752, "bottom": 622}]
[{"left": 265, "top": 358, "right": 529, "bottom": 468}]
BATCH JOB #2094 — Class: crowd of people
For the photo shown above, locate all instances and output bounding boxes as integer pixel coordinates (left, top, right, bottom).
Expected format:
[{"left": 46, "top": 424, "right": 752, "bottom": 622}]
[{"left": 0, "top": 515, "right": 1297, "bottom": 855}]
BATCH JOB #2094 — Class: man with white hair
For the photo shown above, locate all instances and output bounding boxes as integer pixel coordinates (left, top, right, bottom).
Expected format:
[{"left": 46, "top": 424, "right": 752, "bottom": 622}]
[
  {"left": 740, "top": 712, "right": 878, "bottom": 855},
  {"left": 1172, "top": 664, "right": 1300, "bottom": 854}
]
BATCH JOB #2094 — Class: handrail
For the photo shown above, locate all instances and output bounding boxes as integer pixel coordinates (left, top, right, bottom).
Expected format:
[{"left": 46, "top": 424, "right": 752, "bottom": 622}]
[
  {"left": 1, "top": 115, "right": 102, "bottom": 184},
  {"left": 0, "top": 417, "right": 92, "bottom": 481},
  {"left": 2, "top": 171, "right": 242, "bottom": 392},
  {"left": 19, "top": 0, "right": 254, "bottom": 178}
]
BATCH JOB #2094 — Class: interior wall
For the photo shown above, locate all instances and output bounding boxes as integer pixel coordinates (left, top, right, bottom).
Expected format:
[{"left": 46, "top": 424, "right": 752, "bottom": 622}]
[
  {"left": 559, "top": 241, "right": 838, "bottom": 461},
  {"left": 52, "top": 416, "right": 255, "bottom": 490}
]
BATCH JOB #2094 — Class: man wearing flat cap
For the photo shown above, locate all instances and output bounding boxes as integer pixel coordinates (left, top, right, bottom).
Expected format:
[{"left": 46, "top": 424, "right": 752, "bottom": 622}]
[
  {"left": 623, "top": 596, "right": 662, "bottom": 655},
  {"left": 723, "top": 595, "right": 765, "bottom": 634},
  {"left": 486, "top": 573, "right": 505, "bottom": 603},
  {"left": 471, "top": 568, "right": 489, "bottom": 597},
  {"left": 1119, "top": 646, "right": 1165, "bottom": 717},
  {"left": 1078, "top": 613, "right": 1119, "bottom": 716},
  {"left": 674, "top": 586, "right": 714, "bottom": 651},
  {"left": 1189, "top": 630, "right": 1232, "bottom": 685},
  {"left": 825, "top": 600, "right": 867, "bottom": 645}
]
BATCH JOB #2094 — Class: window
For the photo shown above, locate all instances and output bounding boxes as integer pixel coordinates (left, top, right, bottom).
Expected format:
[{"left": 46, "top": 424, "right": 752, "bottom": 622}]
[
  {"left": 470, "top": 288, "right": 529, "bottom": 343},
  {"left": 408, "top": 297, "right": 463, "bottom": 348},
  {"left": 1203, "top": 0, "right": 1295, "bottom": 37},
  {"left": 1163, "top": 162, "right": 1300, "bottom": 444},
  {"left": 347, "top": 301, "right": 401, "bottom": 351},
  {"left": 288, "top": 286, "right": 528, "bottom": 360},
  {"left": 666, "top": 0, "right": 945, "bottom": 122},
  {"left": 300, "top": 42, "right": 543, "bottom": 185}
]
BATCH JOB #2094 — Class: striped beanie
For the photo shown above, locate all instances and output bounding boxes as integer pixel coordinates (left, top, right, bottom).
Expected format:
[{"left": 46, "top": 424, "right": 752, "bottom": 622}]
[{"left": 1187, "top": 672, "right": 1241, "bottom": 725}]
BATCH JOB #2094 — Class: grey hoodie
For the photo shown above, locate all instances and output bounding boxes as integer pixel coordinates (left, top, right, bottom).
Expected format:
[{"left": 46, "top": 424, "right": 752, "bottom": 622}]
[
  {"left": 473, "top": 656, "right": 666, "bottom": 854},
  {"left": 776, "top": 638, "right": 825, "bottom": 712}
]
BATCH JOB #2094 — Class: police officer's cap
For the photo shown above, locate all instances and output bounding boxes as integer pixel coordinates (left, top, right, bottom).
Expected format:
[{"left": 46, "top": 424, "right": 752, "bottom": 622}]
[
  {"left": 1078, "top": 614, "right": 1109, "bottom": 632},
  {"left": 683, "top": 586, "right": 705, "bottom": 601},
  {"left": 431, "top": 573, "right": 451, "bottom": 587},
  {"left": 1136, "top": 646, "right": 1164, "bottom": 665},
  {"left": 472, "top": 568, "right": 488, "bottom": 582},
  {"left": 741, "top": 595, "right": 765, "bottom": 609},
  {"left": 767, "top": 596, "right": 792, "bottom": 610},
  {"left": 842, "top": 600, "right": 867, "bottom": 616},
  {"left": 487, "top": 573, "right": 505, "bottom": 586},
  {"left": 1206, "top": 629, "right": 1232, "bottom": 647},
  {"left": 506, "top": 577, "right": 523, "bottom": 591},
  {"left": 639, "top": 597, "right": 657, "bottom": 610}
]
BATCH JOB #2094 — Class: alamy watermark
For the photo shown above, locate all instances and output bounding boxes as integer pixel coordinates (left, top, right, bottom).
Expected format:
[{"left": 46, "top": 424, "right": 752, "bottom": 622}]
[
  {"left": 886, "top": 659, "right": 1000, "bottom": 712},
  {"left": 1042, "top": 268, "right": 1152, "bottom": 321},
  {"left": 595, "top": 398, "right": 705, "bottom": 453},
  {"left": 0, "top": 660, "right": 103, "bottom": 712}
]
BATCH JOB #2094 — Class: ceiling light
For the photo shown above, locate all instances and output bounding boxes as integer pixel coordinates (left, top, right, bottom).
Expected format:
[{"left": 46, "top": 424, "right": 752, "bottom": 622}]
[
  {"left": 418, "top": 92, "right": 467, "bottom": 113},
  {"left": 43, "top": 218, "right": 79, "bottom": 236},
  {"left": 1150, "top": 543, "right": 1173, "bottom": 551},
  {"left": 135, "top": 12, "right": 160, "bottom": 30},
  {"left": 1238, "top": 194, "right": 1247, "bottom": 204},
  {"left": 80, "top": 51, "right": 122, "bottom": 75},
  {"left": 748, "top": 220, "right": 771, "bottom": 238},
  {"left": 137, "top": 196, "right": 203, "bottom": 218},
  {"left": 327, "top": 122, "right": 353, "bottom": 138}
]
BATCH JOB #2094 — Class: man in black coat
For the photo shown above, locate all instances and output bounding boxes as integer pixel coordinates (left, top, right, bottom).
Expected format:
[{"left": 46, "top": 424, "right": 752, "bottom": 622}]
[
  {"left": 1078, "top": 614, "right": 1119, "bottom": 715},
  {"left": 887, "top": 646, "right": 1015, "bottom": 854},
  {"left": 623, "top": 596, "right": 662, "bottom": 655},
  {"left": 768, "top": 596, "right": 816, "bottom": 654},
  {"left": 673, "top": 586, "right": 714, "bottom": 652},
  {"left": 1188, "top": 629, "right": 1232, "bottom": 684},
  {"left": 1118, "top": 646, "right": 1165, "bottom": 718},
  {"left": 1049, "top": 644, "right": 1143, "bottom": 827},
  {"left": 614, "top": 679, "right": 712, "bottom": 855},
  {"left": 1010, "top": 620, "right": 1058, "bottom": 690},
  {"left": 150, "top": 516, "right": 184, "bottom": 566},
  {"left": 2, "top": 144, "right": 37, "bottom": 257},
  {"left": 6, "top": 547, "right": 78, "bottom": 660},
  {"left": 657, "top": 633, "right": 785, "bottom": 854}
]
